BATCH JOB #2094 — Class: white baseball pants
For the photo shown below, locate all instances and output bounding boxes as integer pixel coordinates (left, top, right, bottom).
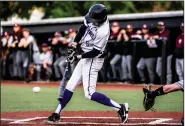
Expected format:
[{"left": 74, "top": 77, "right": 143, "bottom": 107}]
[{"left": 66, "top": 57, "right": 104, "bottom": 99}]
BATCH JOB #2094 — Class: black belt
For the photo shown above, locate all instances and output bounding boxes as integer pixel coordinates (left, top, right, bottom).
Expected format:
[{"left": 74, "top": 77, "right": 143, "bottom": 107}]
[{"left": 81, "top": 50, "right": 107, "bottom": 58}]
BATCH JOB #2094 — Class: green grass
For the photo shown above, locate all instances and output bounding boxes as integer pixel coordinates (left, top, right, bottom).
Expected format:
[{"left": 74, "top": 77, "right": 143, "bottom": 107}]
[{"left": 1, "top": 85, "right": 183, "bottom": 112}]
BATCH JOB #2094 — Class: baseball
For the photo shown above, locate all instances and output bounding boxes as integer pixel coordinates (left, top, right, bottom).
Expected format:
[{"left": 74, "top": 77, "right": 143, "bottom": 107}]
[{"left": 32, "top": 87, "right": 41, "bottom": 93}]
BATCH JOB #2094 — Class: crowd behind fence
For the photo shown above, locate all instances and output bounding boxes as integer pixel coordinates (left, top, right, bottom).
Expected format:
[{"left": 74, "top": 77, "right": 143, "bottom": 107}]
[{"left": 1, "top": 21, "right": 184, "bottom": 84}]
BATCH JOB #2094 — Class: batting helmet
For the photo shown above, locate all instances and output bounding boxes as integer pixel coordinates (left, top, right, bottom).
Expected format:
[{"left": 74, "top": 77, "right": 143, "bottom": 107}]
[{"left": 85, "top": 4, "right": 108, "bottom": 26}]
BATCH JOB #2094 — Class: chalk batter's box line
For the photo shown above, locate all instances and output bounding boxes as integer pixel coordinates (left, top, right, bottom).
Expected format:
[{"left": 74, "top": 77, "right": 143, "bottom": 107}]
[{"left": 1, "top": 117, "right": 181, "bottom": 125}]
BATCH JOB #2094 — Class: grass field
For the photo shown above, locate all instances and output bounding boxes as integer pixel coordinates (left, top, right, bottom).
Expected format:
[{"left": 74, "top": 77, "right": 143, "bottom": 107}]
[{"left": 1, "top": 85, "right": 183, "bottom": 112}]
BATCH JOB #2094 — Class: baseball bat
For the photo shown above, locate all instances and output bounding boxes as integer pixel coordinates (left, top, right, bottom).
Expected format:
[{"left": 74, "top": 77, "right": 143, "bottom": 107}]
[{"left": 57, "top": 60, "right": 70, "bottom": 99}]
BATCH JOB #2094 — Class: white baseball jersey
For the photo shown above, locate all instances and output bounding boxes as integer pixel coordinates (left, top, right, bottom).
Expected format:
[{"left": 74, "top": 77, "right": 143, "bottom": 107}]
[
  {"left": 65, "top": 18, "right": 110, "bottom": 99},
  {"left": 176, "top": 80, "right": 184, "bottom": 90},
  {"left": 80, "top": 19, "right": 110, "bottom": 57}
]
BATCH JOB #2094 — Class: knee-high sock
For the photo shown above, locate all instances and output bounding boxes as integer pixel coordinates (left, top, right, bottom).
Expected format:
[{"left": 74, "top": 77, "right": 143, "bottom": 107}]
[
  {"left": 91, "top": 92, "right": 121, "bottom": 111},
  {"left": 55, "top": 89, "right": 73, "bottom": 114}
]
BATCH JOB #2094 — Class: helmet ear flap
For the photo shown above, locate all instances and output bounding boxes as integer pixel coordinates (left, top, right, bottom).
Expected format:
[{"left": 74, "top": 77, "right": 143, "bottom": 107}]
[{"left": 98, "top": 16, "right": 107, "bottom": 25}]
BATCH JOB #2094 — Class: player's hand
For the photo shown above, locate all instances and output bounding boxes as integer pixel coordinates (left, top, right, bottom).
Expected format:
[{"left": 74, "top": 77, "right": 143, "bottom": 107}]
[
  {"left": 68, "top": 48, "right": 76, "bottom": 57},
  {"left": 120, "top": 29, "right": 126, "bottom": 34},
  {"left": 136, "top": 30, "right": 142, "bottom": 35},
  {"left": 11, "top": 43, "right": 16, "bottom": 48},
  {"left": 68, "top": 42, "right": 77, "bottom": 48},
  {"left": 153, "top": 35, "right": 159, "bottom": 39},
  {"left": 67, "top": 47, "right": 76, "bottom": 64},
  {"left": 67, "top": 55, "right": 77, "bottom": 64}
]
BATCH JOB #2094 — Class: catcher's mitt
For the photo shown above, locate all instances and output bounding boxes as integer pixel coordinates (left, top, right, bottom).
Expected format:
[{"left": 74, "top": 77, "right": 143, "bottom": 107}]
[{"left": 143, "top": 85, "right": 156, "bottom": 111}]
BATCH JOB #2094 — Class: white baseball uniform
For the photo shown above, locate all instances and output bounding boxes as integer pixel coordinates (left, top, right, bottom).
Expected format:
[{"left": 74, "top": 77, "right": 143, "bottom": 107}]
[
  {"left": 176, "top": 80, "right": 184, "bottom": 90},
  {"left": 66, "top": 19, "right": 110, "bottom": 99}
]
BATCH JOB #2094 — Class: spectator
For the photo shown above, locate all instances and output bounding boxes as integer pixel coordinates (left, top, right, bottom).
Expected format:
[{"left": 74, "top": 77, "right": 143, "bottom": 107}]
[
  {"left": 25, "top": 29, "right": 40, "bottom": 82},
  {"left": 9, "top": 24, "right": 23, "bottom": 80},
  {"left": 66, "top": 28, "right": 76, "bottom": 43},
  {"left": 51, "top": 32, "right": 67, "bottom": 81},
  {"left": 110, "top": 23, "right": 129, "bottom": 82},
  {"left": 109, "top": 22, "right": 121, "bottom": 40},
  {"left": 153, "top": 21, "right": 172, "bottom": 84},
  {"left": 109, "top": 22, "right": 122, "bottom": 81},
  {"left": 174, "top": 23, "right": 184, "bottom": 80},
  {"left": 37, "top": 43, "right": 53, "bottom": 81},
  {"left": 16, "top": 28, "right": 32, "bottom": 80},
  {"left": 1, "top": 32, "right": 13, "bottom": 79},
  {"left": 121, "top": 24, "right": 135, "bottom": 83},
  {"left": 137, "top": 24, "right": 157, "bottom": 84}
]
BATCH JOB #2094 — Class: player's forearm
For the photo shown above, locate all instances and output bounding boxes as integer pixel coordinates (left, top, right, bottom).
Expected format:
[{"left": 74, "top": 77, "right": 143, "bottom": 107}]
[
  {"left": 23, "top": 41, "right": 31, "bottom": 48},
  {"left": 74, "top": 24, "right": 87, "bottom": 43},
  {"left": 18, "top": 43, "right": 24, "bottom": 47},
  {"left": 123, "top": 34, "right": 129, "bottom": 41},
  {"left": 11, "top": 43, "right": 16, "bottom": 48},
  {"left": 117, "top": 33, "right": 122, "bottom": 41},
  {"left": 163, "top": 84, "right": 182, "bottom": 93},
  {"left": 81, "top": 48, "right": 100, "bottom": 58}
]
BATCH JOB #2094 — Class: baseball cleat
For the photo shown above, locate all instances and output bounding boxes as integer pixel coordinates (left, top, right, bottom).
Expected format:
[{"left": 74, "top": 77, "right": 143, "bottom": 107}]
[
  {"left": 118, "top": 103, "right": 129, "bottom": 123},
  {"left": 45, "top": 113, "right": 60, "bottom": 123}
]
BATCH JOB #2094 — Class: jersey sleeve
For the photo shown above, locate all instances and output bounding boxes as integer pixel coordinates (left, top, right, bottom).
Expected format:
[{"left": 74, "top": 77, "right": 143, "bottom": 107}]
[
  {"left": 74, "top": 24, "right": 87, "bottom": 43},
  {"left": 93, "top": 34, "right": 109, "bottom": 51},
  {"left": 176, "top": 80, "right": 184, "bottom": 90}
]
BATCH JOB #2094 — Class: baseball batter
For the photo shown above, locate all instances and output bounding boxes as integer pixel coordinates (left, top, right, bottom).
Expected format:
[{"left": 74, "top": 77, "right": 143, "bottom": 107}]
[{"left": 46, "top": 4, "right": 129, "bottom": 123}]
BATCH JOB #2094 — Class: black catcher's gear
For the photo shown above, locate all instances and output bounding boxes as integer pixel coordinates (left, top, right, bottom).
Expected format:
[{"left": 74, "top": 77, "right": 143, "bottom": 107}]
[
  {"left": 85, "top": 4, "right": 108, "bottom": 26},
  {"left": 143, "top": 85, "right": 156, "bottom": 111}
]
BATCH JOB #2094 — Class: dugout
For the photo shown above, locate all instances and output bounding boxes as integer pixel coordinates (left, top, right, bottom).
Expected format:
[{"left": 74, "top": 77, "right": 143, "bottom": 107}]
[
  {"left": 1, "top": 10, "right": 183, "bottom": 44},
  {"left": 1, "top": 11, "right": 184, "bottom": 84}
]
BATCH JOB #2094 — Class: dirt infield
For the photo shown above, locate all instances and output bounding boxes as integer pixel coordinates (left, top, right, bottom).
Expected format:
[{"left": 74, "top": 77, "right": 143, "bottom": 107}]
[{"left": 1, "top": 111, "right": 183, "bottom": 126}]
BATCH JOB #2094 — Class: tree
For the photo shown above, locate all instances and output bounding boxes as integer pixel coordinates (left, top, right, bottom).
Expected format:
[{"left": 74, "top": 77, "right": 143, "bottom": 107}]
[
  {"left": 1, "top": 1, "right": 50, "bottom": 20},
  {"left": 1, "top": 1, "right": 184, "bottom": 21}
]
